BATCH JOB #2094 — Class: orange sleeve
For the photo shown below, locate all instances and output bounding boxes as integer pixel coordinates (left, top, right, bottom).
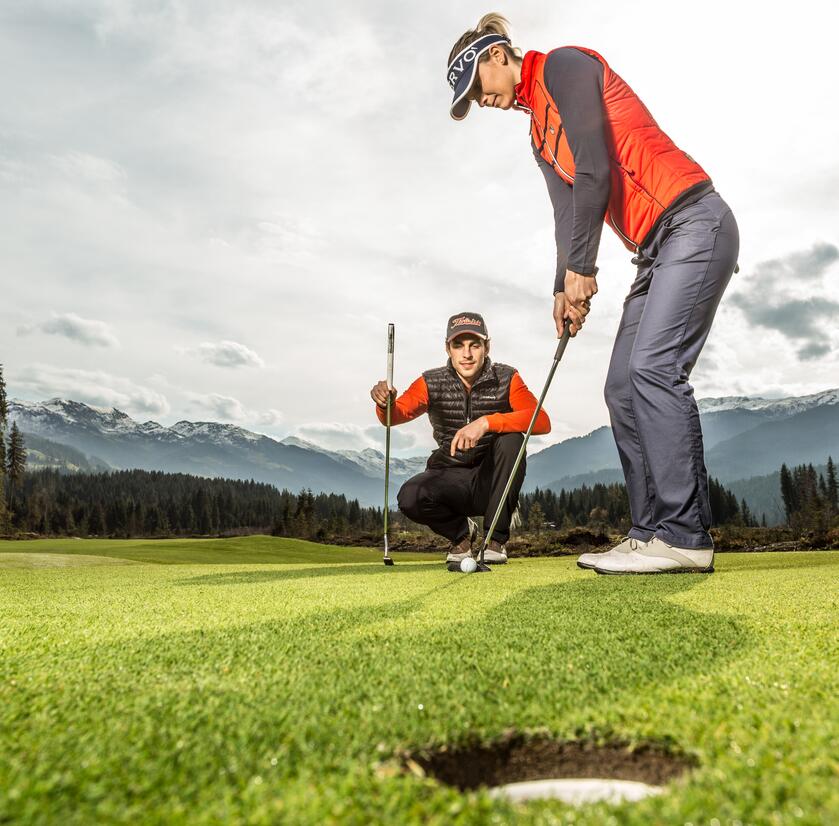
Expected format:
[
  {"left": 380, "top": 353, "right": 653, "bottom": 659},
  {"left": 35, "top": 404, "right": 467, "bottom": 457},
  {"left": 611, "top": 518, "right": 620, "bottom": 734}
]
[
  {"left": 485, "top": 372, "right": 551, "bottom": 435},
  {"left": 374, "top": 376, "right": 429, "bottom": 426}
]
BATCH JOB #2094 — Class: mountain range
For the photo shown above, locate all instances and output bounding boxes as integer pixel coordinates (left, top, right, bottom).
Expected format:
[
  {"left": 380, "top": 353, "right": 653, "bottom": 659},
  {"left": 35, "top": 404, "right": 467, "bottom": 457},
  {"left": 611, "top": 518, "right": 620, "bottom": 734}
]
[
  {"left": 524, "top": 388, "right": 839, "bottom": 488},
  {"left": 9, "top": 388, "right": 839, "bottom": 520},
  {"left": 9, "top": 398, "right": 424, "bottom": 505}
]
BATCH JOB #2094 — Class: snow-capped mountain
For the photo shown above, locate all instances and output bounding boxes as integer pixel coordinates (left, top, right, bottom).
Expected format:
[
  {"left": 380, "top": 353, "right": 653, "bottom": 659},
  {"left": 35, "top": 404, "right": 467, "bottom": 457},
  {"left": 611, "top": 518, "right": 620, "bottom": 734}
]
[
  {"left": 8, "top": 399, "right": 425, "bottom": 505},
  {"left": 170, "top": 420, "right": 265, "bottom": 445},
  {"left": 526, "top": 387, "right": 839, "bottom": 504},
  {"left": 698, "top": 388, "right": 839, "bottom": 416},
  {"left": 9, "top": 387, "right": 839, "bottom": 518},
  {"left": 16, "top": 398, "right": 180, "bottom": 440},
  {"left": 280, "top": 437, "right": 426, "bottom": 478}
]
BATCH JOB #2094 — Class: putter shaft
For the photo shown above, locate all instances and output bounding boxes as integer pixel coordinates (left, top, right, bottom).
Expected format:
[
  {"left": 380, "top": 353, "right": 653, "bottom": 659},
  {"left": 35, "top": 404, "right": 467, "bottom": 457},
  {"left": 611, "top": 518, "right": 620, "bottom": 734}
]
[
  {"left": 480, "top": 327, "right": 572, "bottom": 562},
  {"left": 383, "top": 323, "right": 395, "bottom": 564}
]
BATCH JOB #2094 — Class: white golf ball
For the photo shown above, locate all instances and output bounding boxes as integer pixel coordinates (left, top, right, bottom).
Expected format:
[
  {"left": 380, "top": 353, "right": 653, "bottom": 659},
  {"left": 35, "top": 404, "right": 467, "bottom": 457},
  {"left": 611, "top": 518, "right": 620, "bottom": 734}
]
[{"left": 460, "top": 557, "right": 478, "bottom": 574}]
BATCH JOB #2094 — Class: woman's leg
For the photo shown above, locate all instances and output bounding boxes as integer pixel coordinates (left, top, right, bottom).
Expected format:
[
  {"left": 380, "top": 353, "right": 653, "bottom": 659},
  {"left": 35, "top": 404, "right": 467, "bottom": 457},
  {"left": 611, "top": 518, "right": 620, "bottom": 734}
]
[
  {"left": 604, "top": 283, "right": 658, "bottom": 542},
  {"left": 627, "top": 193, "right": 740, "bottom": 548}
]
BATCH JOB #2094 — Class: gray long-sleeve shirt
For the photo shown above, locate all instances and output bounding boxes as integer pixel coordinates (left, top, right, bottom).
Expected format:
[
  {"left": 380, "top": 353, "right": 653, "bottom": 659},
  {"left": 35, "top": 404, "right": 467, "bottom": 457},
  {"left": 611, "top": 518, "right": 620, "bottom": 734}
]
[
  {"left": 533, "top": 47, "right": 611, "bottom": 292},
  {"left": 535, "top": 48, "right": 714, "bottom": 294}
]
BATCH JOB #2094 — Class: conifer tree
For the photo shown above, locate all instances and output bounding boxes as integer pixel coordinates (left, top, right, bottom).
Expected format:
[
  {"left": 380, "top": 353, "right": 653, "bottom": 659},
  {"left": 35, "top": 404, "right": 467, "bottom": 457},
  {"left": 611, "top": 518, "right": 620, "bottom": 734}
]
[
  {"left": 528, "top": 502, "right": 546, "bottom": 534},
  {"left": 827, "top": 456, "right": 838, "bottom": 511},
  {"left": 6, "top": 422, "right": 26, "bottom": 513},
  {"left": 0, "top": 364, "right": 7, "bottom": 531},
  {"left": 780, "top": 464, "right": 795, "bottom": 524},
  {"left": 0, "top": 431, "right": 6, "bottom": 533},
  {"left": 0, "top": 363, "right": 7, "bottom": 428},
  {"left": 741, "top": 497, "right": 753, "bottom": 527}
]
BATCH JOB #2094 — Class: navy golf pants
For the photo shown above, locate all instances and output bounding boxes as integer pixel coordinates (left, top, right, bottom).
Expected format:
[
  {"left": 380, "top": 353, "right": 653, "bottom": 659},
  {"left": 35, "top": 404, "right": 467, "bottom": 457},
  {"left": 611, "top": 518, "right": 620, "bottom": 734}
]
[
  {"left": 604, "top": 191, "right": 740, "bottom": 549},
  {"left": 397, "top": 433, "right": 525, "bottom": 544}
]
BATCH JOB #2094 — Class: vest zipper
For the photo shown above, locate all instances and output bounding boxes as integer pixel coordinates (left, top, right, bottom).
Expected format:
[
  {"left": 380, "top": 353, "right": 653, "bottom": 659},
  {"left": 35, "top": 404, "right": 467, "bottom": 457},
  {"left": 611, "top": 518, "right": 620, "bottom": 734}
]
[
  {"left": 531, "top": 113, "right": 575, "bottom": 182},
  {"left": 608, "top": 210, "right": 640, "bottom": 252},
  {"left": 531, "top": 105, "right": 641, "bottom": 253}
]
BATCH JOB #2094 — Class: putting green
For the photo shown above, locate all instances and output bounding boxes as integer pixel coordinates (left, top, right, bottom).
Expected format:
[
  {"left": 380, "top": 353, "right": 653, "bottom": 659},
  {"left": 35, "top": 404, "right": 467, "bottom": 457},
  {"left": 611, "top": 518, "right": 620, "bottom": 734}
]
[{"left": 0, "top": 537, "right": 836, "bottom": 824}]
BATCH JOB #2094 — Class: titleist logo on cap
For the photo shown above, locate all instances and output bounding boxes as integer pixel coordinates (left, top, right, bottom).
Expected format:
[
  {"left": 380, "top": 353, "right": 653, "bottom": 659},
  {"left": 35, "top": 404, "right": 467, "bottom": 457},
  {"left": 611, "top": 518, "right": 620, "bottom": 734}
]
[{"left": 451, "top": 315, "right": 482, "bottom": 328}]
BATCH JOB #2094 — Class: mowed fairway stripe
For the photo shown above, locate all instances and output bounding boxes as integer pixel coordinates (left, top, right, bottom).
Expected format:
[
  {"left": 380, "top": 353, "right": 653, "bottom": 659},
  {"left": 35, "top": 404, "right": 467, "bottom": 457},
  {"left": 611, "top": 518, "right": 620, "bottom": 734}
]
[
  {"left": 0, "top": 538, "right": 836, "bottom": 825},
  {"left": 0, "top": 552, "right": 140, "bottom": 569}
]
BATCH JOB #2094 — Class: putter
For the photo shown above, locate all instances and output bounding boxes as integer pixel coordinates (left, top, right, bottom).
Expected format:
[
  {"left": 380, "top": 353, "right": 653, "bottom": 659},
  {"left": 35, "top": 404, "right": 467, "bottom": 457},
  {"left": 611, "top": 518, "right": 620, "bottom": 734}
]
[
  {"left": 446, "top": 558, "right": 491, "bottom": 573},
  {"left": 476, "top": 325, "right": 573, "bottom": 568},
  {"left": 383, "top": 323, "right": 396, "bottom": 566}
]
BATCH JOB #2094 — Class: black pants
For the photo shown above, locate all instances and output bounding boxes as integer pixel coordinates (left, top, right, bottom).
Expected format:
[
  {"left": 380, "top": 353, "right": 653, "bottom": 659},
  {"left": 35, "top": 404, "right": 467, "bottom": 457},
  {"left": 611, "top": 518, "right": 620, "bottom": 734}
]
[{"left": 397, "top": 433, "right": 525, "bottom": 544}]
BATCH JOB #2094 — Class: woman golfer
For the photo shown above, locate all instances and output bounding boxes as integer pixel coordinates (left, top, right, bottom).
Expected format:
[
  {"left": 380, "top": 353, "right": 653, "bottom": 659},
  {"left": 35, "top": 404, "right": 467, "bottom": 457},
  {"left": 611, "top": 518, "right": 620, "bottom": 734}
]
[{"left": 447, "top": 14, "right": 739, "bottom": 575}]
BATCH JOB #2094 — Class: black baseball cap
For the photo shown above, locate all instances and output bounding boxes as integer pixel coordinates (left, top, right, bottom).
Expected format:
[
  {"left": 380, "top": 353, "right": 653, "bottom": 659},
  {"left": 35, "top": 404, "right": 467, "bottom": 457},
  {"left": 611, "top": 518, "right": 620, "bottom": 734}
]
[{"left": 446, "top": 312, "right": 489, "bottom": 342}]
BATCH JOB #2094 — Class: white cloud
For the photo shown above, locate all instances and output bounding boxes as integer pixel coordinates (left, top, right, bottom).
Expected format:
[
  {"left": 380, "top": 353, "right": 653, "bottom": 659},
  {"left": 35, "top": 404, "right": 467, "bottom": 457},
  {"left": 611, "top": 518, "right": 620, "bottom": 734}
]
[
  {"left": 18, "top": 312, "right": 120, "bottom": 348},
  {"left": 183, "top": 340, "right": 265, "bottom": 369},
  {"left": 10, "top": 364, "right": 169, "bottom": 416},
  {"left": 728, "top": 242, "right": 839, "bottom": 362},
  {"left": 51, "top": 151, "right": 127, "bottom": 186},
  {"left": 193, "top": 393, "right": 246, "bottom": 421},
  {"left": 295, "top": 422, "right": 417, "bottom": 453},
  {"left": 1, "top": 0, "right": 837, "bottom": 450},
  {"left": 189, "top": 392, "right": 282, "bottom": 428}
]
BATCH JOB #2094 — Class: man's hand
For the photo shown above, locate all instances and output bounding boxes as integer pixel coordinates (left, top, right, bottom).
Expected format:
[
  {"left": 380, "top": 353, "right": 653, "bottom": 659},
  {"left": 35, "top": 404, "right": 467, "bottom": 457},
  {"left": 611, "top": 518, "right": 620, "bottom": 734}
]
[
  {"left": 553, "top": 292, "right": 586, "bottom": 337},
  {"left": 370, "top": 380, "right": 396, "bottom": 409},
  {"left": 564, "top": 269, "right": 598, "bottom": 307},
  {"left": 450, "top": 417, "right": 490, "bottom": 456},
  {"left": 554, "top": 270, "right": 597, "bottom": 337}
]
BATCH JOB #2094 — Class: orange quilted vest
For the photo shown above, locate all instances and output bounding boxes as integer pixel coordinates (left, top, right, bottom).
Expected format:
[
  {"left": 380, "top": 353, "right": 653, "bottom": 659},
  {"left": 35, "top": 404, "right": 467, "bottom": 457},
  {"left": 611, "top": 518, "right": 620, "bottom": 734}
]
[{"left": 516, "top": 48, "right": 711, "bottom": 251}]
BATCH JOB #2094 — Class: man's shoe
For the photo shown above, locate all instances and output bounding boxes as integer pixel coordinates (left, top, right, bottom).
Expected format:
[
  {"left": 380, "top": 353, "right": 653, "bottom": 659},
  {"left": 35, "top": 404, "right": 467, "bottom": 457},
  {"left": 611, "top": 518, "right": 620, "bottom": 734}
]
[
  {"left": 577, "top": 536, "right": 646, "bottom": 570},
  {"left": 593, "top": 536, "right": 714, "bottom": 575},
  {"left": 445, "top": 518, "right": 479, "bottom": 563},
  {"left": 482, "top": 539, "right": 508, "bottom": 565}
]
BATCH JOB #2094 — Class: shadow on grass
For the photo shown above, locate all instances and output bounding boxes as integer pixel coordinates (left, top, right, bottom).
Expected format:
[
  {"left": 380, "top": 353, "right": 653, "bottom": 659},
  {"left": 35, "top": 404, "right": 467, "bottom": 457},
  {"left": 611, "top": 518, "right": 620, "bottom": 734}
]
[
  {"left": 175, "top": 560, "right": 441, "bottom": 586},
  {"left": 5, "top": 571, "right": 753, "bottom": 823}
]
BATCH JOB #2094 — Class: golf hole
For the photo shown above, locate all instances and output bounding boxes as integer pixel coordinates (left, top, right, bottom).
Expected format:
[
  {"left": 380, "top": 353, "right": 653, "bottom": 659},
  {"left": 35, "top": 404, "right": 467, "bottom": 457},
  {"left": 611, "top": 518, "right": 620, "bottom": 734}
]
[{"left": 402, "top": 733, "right": 695, "bottom": 806}]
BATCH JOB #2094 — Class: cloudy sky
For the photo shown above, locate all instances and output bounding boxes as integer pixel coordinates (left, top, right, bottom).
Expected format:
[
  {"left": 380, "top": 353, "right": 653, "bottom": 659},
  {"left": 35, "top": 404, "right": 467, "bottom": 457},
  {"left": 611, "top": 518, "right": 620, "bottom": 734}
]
[{"left": 2, "top": 0, "right": 837, "bottom": 458}]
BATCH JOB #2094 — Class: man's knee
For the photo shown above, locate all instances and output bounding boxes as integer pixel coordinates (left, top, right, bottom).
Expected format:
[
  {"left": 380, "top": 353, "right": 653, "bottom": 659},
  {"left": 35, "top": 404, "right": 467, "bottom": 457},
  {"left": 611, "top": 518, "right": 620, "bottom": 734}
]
[
  {"left": 397, "top": 478, "right": 430, "bottom": 520},
  {"left": 396, "top": 480, "right": 418, "bottom": 518},
  {"left": 491, "top": 434, "right": 527, "bottom": 487},
  {"left": 493, "top": 432, "right": 524, "bottom": 458}
]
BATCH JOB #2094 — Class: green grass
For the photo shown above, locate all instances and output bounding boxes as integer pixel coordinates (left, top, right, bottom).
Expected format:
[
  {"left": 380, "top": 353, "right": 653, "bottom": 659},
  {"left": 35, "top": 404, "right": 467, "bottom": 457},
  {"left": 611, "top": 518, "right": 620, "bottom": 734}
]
[{"left": 1, "top": 537, "right": 836, "bottom": 825}]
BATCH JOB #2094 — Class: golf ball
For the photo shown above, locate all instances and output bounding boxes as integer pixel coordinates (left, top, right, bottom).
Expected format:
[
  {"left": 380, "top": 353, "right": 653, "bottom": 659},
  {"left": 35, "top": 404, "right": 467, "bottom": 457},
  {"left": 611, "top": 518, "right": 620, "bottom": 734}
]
[{"left": 460, "top": 557, "right": 478, "bottom": 574}]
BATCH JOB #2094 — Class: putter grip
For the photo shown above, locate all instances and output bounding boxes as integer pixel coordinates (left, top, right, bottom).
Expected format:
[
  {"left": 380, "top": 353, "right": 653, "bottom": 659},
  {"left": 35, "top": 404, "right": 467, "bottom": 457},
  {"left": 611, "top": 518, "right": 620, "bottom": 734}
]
[
  {"left": 554, "top": 325, "right": 572, "bottom": 361},
  {"left": 386, "top": 323, "right": 395, "bottom": 388}
]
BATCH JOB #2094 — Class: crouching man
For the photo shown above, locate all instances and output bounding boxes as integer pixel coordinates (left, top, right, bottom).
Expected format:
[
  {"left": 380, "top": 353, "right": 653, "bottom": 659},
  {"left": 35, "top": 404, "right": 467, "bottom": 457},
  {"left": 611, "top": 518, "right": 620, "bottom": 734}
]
[{"left": 370, "top": 312, "right": 550, "bottom": 565}]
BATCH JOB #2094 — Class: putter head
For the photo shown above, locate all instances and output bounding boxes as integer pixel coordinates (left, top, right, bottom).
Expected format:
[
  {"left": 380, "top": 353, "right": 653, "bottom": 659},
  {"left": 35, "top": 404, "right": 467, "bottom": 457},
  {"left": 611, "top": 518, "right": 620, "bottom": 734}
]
[
  {"left": 446, "top": 561, "right": 491, "bottom": 573},
  {"left": 383, "top": 556, "right": 395, "bottom": 566}
]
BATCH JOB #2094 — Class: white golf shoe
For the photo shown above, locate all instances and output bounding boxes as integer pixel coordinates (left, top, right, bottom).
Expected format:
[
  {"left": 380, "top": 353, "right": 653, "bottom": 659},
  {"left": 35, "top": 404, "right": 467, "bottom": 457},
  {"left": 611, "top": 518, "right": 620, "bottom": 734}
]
[
  {"left": 577, "top": 536, "right": 648, "bottom": 570},
  {"left": 593, "top": 536, "right": 714, "bottom": 575},
  {"left": 482, "top": 539, "right": 508, "bottom": 565},
  {"left": 445, "top": 518, "right": 479, "bottom": 563}
]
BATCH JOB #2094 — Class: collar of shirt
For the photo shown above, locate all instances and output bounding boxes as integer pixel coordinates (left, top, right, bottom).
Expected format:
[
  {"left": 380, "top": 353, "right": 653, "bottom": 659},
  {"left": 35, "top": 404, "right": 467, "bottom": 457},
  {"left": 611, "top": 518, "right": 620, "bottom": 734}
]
[{"left": 514, "top": 49, "right": 542, "bottom": 111}]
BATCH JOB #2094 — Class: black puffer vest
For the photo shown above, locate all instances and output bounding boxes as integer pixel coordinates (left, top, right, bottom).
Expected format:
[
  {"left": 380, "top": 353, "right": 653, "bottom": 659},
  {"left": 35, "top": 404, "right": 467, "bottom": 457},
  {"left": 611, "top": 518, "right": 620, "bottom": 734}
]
[{"left": 423, "top": 359, "right": 515, "bottom": 468}]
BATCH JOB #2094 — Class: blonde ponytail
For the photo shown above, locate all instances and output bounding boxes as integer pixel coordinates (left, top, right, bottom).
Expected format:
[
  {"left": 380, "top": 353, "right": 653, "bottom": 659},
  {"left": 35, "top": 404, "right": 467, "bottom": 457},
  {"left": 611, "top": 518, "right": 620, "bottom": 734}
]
[
  {"left": 476, "top": 13, "right": 512, "bottom": 41},
  {"left": 448, "top": 12, "right": 522, "bottom": 66}
]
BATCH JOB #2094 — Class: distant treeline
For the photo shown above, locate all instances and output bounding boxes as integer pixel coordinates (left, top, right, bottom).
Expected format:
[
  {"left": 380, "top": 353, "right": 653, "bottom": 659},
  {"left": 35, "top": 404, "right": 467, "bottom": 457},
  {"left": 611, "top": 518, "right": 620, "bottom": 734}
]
[
  {"left": 9, "top": 464, "right": 767, "bottom": 541},
  {"left": 13, "top": 469, "right": 384, "bottom": 539},
  {"left": 517, "top": 475, "right": 761, "bottom": 533},
  {"left": 0, "top": 364, "right": 28, "bottom": 534},
  {"left": 780, "top": 459, "right": 838, "bottom": 536}
]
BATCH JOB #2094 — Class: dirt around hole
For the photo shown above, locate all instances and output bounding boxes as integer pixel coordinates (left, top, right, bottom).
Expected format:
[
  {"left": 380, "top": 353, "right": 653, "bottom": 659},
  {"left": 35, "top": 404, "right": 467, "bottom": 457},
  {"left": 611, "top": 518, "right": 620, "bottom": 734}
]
[{"left": 404, "top": 733, "right": 696, "bottom": 791}]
